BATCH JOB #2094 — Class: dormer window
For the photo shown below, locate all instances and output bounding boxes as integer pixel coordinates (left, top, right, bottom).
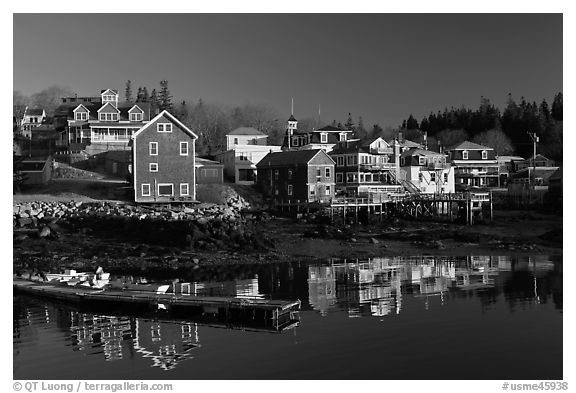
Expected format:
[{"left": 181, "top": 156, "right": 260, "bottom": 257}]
[
  {"left": 481, "top": 150, "right": 488, "bottom": 160},
  {"left": 462, "top": 150, "right": 469, "bottom": 160},
  {"left": 130, "top": 113, "right": 143, "bottom": 122},
  {"left": 339, "top": 133, "right": 347, "bottom": 142},
  {"left": 320, "top": 133, "right": 328, "bottom": 143},
  {"left": 75, "top": 112, "right": 88, "bottom": 121},
  {"left": 419, "top": 156, "right": 426, "bottom": 165},
  {"left": 157, "top": 123, "right": 172, "bottom": 132}
]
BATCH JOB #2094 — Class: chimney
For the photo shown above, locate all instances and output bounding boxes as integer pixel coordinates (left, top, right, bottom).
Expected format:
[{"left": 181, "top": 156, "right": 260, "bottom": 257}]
[
  {"left": 398, "top": 130, "right": 404, "bottom": 142},
  {"left": 394, "top": 139, "right": 400, "bottom": 181}
]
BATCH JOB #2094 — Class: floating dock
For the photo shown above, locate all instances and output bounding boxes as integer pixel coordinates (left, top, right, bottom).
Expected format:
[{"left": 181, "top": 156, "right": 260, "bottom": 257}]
[{"left": 13, "top": 278, "right": 301, "bottom": 331}]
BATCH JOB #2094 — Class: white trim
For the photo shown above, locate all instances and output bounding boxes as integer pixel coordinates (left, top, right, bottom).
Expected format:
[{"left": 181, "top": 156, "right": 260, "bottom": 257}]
[
  {"left": 320, "top": 133, "right": 328, "bottom": 143},
  {"left": 287, "top": 184, "right": 293, "bottom": 196},
  {"left": 133, "top": 110, "right": 199, "bottom": 140},
  {"left": 75, "top": 112, "right": 88, "bottom": 121},
  {"left": 100, "top": 88, "right": 118, "bottom": 96},
  {"left": 149, "top": 163, "right": 158, "bottom": 172},
  {"left": 462, "top": 150, "right": 469, "bottom": 160},
  {"left": 73, "top": 104, "right": 89, "bottom": 113},
  {"left": 97, "top": 102, "right": 120, "bottom": 113},
  {"left": 130, "top": 112, "right": 143, "bottom": 122},
  {"left": 141, "top": 183, "right": 151, "bottom": 196},
  {"left": 157, "top": 183, "right": 174, "bottom": 197},
  {"left": 128, "top": 104, "right": 144, "bottom": 114},
  {"left": 481, "top": 150, "right": 488, "bottom": 160},
  {"left": 180, "top": 141, "right": 189, "bottom": 156},
  {"left": 149, "top": 142, "right": 158, "bottom": 156},
  {"left": 180, "top": 183, "right": 189, "bottom": 196}
]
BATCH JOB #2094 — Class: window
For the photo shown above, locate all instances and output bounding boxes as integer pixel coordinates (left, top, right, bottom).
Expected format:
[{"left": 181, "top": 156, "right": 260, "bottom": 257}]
[
  {"left": 75, "top": 112, "right": 88, "bottom": 121},
  {"left": 443, "top": 173, "right": 448, "bottom": 183},
  {"left": 462, "top": 150, "right": 469, "bottom": 160},
  {"left": 157, "top": 123, "right": 172, "bottom": 132},
  {"left": 287, "top": 169, "right": 293, "bottom": 180},
  {"left": 234, "top": 138, "right": 239, "bottom": 145},
  {"left": 157, "top": 184, "right": 173, "bottom": 196},
  {"left": 419, "top": 156, "right": 426, "bottom": 165},
  {"left": 149, "top": 142, "right": 158, "bottom": 156},
  {"left": 337, "top": 156, "right": 344, "bottom": 166},
  {"left": 180, "top": 142, "right": 189, "bottom": 156},
  {"left": 130, "top": 113, "right": 143, "bottom": 122},
  {"left": 100, "top": 113, "right": 118, "bottom": 122},
  {"left": 292, "top": 138, "right": 299, "bottom": 147},
  {"left": 141, "top": 184, "right": 151, "bottom": 196},
  {"left": 430, "top": 172, "right": 436, "bottom": 182},
  {"left": 180, "top": 183, "right": 189, "bottom": 196},
  {"left": 320, "top": 133, "right": 328, "bottom": 143},
  {"left": 325, "top": 167, "right": 331, "bottom": 177},
  {"left": 273, "top": 170, "right": 279, "bottom": 180},
  {"left": 336, "top": 173, "right": 343, "bottom": 183},
  {"left": 418, "top": 173, "right": 423, "bottom": 182},
  {"left": 288, "top": 184, "right": 293, "bottom": 196},
  {"left": 481, "top": 150, "right": 488, "bottom": 160},
  {"left": 325, "top": 185, "right": 331, "bottom": 195},
  {"left": 339, "top": 133, "right": 347, "bottom": 141},
  {"left": 309, "top": 185, "right": 316, "bottom": 195},
  {"left": 149, "top": 163, "right": 158, "bottom": 172},
  {"left": 400, "top": 157, "right": 405, "bottom": 166}
]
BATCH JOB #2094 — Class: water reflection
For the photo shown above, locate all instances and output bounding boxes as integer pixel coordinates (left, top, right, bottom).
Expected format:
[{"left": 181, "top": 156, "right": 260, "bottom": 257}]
[
  {"left": 14, "top": 254, "right": 562, "bottom": 379},
  {"left": 307, "top": 255, "right": 560, "bottom": 317}
]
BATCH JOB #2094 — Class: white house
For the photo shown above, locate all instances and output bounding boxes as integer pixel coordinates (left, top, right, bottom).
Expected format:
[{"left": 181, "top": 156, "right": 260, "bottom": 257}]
[{"left": 400, "top": 148, "right": 455, "bottom": 194}]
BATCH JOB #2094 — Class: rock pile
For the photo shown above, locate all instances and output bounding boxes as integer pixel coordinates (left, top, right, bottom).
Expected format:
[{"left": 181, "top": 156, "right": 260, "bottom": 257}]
[{"left": 13, "top": 197, "right": 275, "bottom": 252}]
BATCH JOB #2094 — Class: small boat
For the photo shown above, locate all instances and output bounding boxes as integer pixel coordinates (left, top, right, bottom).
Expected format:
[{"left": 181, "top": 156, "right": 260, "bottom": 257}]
[{"left": 45, "top": 269, "right": 90, "bottom": 284}]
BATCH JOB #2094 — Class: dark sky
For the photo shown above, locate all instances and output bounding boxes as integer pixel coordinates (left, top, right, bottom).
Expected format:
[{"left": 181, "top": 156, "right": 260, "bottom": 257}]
[{"left": 13, "top": 13, "right": 562, "bottom": 129}]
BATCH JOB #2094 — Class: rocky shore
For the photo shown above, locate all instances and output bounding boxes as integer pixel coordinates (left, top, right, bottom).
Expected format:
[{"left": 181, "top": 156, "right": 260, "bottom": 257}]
[{"left": 13, "top": 194, "right": 562, "bottom": 279}]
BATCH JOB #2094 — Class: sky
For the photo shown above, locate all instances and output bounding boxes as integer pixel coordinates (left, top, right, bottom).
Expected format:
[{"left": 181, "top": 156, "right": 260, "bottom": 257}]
[{"left": 13, "top": 13, "right": 563, "bottom": 130}]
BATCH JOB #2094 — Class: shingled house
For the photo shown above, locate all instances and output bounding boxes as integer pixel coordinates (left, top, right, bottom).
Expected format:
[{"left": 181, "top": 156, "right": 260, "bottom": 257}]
[
  {"left": 256, "top": 149, "right": 335, "bottom": 205},
  {"left": 132, "top": 110, "right": 198, "bottom": 203}
]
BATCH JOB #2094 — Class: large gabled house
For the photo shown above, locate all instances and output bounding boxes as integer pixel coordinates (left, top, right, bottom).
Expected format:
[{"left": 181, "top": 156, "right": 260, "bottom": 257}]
[
  {"left": 132, "top": 110, "right": 198, "bottom": 203},
  {"left": 214, "top": 127, "right": 282, "bottom": 184},
  {"left": 57, "top": 89, "right": 152, "bottom": 153},
  {"left": 400, "top": 148, "right": 455, "bottom": 194},
  {"left": 256, "top": 149, "right": 336, "bottom": 205},
  {"left": 329, "top": 137, "right": 404, "bottom": 197},
  {"left": 21, "top": 108, "right": 47, "bottom": 136},
  {"left": 446, "top": 141, "right": 499, "bottom": 188},
  {"left": 283, "top": 115, "right": 355, "bottom": 153}
]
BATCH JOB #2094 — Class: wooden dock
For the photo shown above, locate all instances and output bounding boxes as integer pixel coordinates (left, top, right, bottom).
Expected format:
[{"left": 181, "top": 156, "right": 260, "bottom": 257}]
[{"left": 13, "top": 279, "right": 301, "bottom": 331}]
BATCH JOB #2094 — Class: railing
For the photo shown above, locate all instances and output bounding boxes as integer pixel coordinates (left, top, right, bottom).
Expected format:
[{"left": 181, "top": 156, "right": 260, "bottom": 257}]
[
  {"left": 91, "top": 134, "right": 132, "bottom": 142},
  {"left": 426, "top": 163, "right": 451, "bottom": 170},
  {"left": 359, "top": 163, "right": 395, "bottom": 171}
]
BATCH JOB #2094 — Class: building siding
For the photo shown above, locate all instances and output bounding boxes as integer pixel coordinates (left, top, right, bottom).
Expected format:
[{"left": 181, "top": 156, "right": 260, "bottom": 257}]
[{"left": 134, "top": 113, "right": 196, "bottom": 203}]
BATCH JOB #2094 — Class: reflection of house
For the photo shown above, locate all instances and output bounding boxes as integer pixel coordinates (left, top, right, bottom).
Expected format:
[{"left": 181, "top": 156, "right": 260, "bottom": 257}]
[
  {"left": 329, "top": 137, "right": 404, "bottom": 196},
  {"left": 256, "top": 149, "right": 336, "bottom": 204},
  {"left": 133, "top": 319, "right": 199, "bottom": 371},
  {"left": 400, "top": 148, "right": 455, "bottom": 194},
  {"left": 214, "top": 127, "right": 282, "bottom": 184},
  {"left": 132, "top": 110, "right": 198, "bottom": 203},
  {"left": 70, "top": 314, "right": 133, "bottom": 361},
  {"left": 307, "top": 266, "right": 337, "bottom": 316},
  {"left": 447, "top": 141, "right": 499, "bottom": 188}
]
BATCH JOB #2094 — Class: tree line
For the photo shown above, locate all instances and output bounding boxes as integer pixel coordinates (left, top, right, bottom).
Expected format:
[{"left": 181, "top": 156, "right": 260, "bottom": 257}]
[{"left": 396, "top": 93, "right": 563, "bottom": 162}]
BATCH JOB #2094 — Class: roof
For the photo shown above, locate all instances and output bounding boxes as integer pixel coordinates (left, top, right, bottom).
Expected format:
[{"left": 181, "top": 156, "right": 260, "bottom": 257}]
[
  {"left": 317, "top": 125, "right": 344, "bottom": 132},
  {"left": 549, "top": 167, "right": 562, "bottom": 181},
  {"left": 399, "top": 139, "right": 424, "bottom": 148},
  {"left": 288, "top": 115, "right": 297, "bottom": 122},
  {"left": 525, "top": 154, "right": 553, "bottom": 162},
  {"left": 133, "top": 110, "right": 198, "bottom": 140},
  {"left": 401, "top": 148, "right": 445, "bottom": 158},
  {"left": 497, "top": 155, "right": 525, "bottom": 162},
  {"left": 228, "top": 127, "right": 265, "bottom": 136},
  {"left": 25, "top": 108, "right": 45, "bottom": 116},
  {"left": 449, "top": 141, "right": 494, "bottom": 151},
  {"left": 257, "top": 149, "right": 329, "bottom": 167},
  {"left": 195, "top": 157, "right": 224, "bottom": 167}
]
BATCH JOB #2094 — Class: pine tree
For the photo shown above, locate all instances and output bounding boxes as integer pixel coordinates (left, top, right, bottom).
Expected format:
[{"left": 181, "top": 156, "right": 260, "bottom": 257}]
[
  {"left": 149, "top": 89, "right": 158, "bottom": 116},
  {"left": 135, "top": 87, "right": 143, "bottom": 102},
  {"left": 344, "top": 113, "right": 354, "bottom": 130},
  {"left": 551, "top": 92, "right": 563, "bottom": 121},
  {"left": 158, "top": 80, "right": 174, "bottom": 112},
  {"left": 142, "top": 87, "right": 149, "bottom": 103},
  {"left": 125, "top": 80, "right": 133, "bottom": 102},
  {"left": 355, "top": 116, "right": 367, "bottom": 139}
]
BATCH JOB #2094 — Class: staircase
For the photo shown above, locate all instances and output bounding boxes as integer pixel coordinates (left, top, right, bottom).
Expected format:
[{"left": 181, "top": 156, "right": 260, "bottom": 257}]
[{"left": 388, "top": 170, "right": 421, "bottom": 196}]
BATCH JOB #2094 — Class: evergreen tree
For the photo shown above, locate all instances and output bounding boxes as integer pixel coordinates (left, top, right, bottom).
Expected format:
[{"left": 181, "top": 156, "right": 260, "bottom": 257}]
[
  {"left": 355, "top": 116, "right": 367, "bottom": 139},
  {"left": 344, "top": 113, "right": 354, "bottom": 130},
  {"left": 406, "top": 114, "right": 419, "bottom": 130},
  {"left": 142, "top": 87, "right": 150, "bottom": 103},
  {"left": 370, "top": 124, "right": 383, "bottom": 138},
  {"left": 125, "top": 80, "right": 133, "bottom": 102},
  {"left": 149, "top": 89, "right": 157, "bottom": 116},
  {"left": 551, "top": 92, "right": 562, "bottom": 121},
  {"left": 158, "top": 80, "right": 174, "bottom": 112}
]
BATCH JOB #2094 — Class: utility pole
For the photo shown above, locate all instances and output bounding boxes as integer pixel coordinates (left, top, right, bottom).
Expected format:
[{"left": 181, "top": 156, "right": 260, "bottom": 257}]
[{"left": 527, "top": 132, "right": 539, "bottom": 186}]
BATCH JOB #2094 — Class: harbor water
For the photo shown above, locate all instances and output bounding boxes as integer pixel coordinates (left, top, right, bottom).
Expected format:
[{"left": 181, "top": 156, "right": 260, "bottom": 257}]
[{"left": 13, "top": 255, "right": 562, "bottom": 380}]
